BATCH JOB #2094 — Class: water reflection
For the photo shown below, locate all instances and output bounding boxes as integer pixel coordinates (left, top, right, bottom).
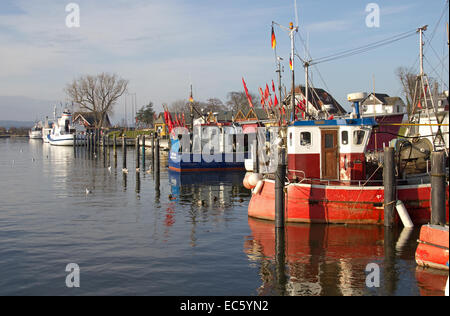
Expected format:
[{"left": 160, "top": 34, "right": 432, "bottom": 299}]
[
  {"left": 168, "top": 170, "right": 249, "bottom": 247},
  {"left": 168, "top": 170, "right": 247, "bottom": 206},
  {"left": 244, "top": 219, "right": 433, "bottom": 296}
]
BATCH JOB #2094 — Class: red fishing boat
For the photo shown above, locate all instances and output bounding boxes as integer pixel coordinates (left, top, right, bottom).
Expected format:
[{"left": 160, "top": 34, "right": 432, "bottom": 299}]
[
  {"left": 415, "top": 224, "right": 449, "bottom": 270},
  {"left": 246, "top": 92, "right": 449, "bottom": 225}
]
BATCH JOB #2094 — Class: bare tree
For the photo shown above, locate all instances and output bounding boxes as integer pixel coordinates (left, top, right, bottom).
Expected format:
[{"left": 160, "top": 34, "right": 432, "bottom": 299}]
[
  {"left": 65, "top": 73, "right": 128, "bottom": 128},
  {"left": 395, "top": 67, "right": 418, "bottom": 115},
  {"left": 169, "top": 99, "right": 189, "bottom": 113},
  {"left": 204, "top": 98, "right": 226, "bottom": 112},
  {"left": 225, "top": 91, "right": 258, "bottom": 112}
]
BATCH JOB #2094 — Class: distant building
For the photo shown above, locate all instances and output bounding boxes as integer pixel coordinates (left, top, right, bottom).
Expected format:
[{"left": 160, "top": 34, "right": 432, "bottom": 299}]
[
  {"left": 360, "top": 93, "right": 406, "bottom": 117},
  {"left": 73, "top": 112, "right": 112, "bottom": 130},
  {"left": 284, "top": 85, "right": 347, "bottom": 118}
]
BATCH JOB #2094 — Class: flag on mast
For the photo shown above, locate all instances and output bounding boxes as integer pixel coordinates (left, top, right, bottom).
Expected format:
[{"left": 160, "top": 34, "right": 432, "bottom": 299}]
[
  {"left": 242, "top": 77, "right": 254, "bottom": 108},
  {"left": 271, "top": 26, "right": 276, "bottom": 50},
  {"left": 289, "top": 57, "right": 293, "bottom": 70}
]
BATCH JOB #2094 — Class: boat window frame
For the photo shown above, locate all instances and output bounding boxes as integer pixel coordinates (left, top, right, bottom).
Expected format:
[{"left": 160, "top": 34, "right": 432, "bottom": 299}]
[
  {"left": 300, "top": 131, "right": 312, "bottom": 147},
  {"left": 353, "top": 129, "right": 366, "bottom": 146}
]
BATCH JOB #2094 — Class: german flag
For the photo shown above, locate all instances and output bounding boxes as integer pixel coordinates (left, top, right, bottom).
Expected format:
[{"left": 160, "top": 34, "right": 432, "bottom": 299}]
[
  {"left": 289, "top": 57, "right": 293, "bottom": 70},
  {"left": 271, "top": 26, "right": 276, "bottom": 50}
]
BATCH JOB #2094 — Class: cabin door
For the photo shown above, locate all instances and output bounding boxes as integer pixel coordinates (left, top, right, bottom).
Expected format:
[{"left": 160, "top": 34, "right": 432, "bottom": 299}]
[{"left": 321, "top": 129, "right": 339, "bottom": 180}]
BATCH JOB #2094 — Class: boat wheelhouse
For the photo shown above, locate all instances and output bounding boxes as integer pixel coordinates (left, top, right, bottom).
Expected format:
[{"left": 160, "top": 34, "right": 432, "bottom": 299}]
[
  {"left": 287, "top": 117, "right": 376, "bottom": 183},
  {"left": 169, "top": 123, "right": 250, "bottom": 172}
]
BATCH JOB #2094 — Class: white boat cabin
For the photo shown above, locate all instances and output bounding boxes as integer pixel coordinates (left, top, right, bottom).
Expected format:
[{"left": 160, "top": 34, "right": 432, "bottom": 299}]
[{"left": 287, "top": 118, "right": 377, "bottom": 183}]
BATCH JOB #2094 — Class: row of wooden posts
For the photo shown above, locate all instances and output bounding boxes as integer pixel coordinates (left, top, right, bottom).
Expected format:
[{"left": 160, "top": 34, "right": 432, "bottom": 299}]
[{"left": 73, "top": 131, "right": 161, "bottom": 177}]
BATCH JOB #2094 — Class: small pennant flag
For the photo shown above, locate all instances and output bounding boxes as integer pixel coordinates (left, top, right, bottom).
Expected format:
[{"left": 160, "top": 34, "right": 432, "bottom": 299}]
[
  {"left": 242, "top": 77, "right": 254, "bottom": 108},
  {"left": 271, "top": 26, "right": 276, "bottom": 50},
  {"left": 289, "top": 57, "right": 293, "bottom": 70},
  {"left": 274, "top": 94, "right": 279, "bottom": 107},
  {"left": 264, "top": 84, "right": 270, "bottom": 100},
  {"left": 258, "top": 87, "right": 265, "bottom": 107},
  {"left": 272, "top": 80, "right": 276, "bottom": 93}
]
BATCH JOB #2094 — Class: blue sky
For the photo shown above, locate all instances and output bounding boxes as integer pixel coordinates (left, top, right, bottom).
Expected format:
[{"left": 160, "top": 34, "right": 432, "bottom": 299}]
[{"left": 0, "top": 0, "right": 448, "bottom": 122}]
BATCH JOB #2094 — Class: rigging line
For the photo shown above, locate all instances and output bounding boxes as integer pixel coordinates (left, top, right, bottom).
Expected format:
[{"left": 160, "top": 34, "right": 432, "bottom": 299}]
[
  {"left": 311, "top": 32, "right": 417, "bottom": 65},
  {"left": 293, "top": 34, "right": 332, "bottom": 93},
  {"left": 310, "top": 29, "right": 417, "bottom": 64},
  {"left": 426, "top": 0, "right": 449, "bottom": 44},
  {"left": 424, "top": 55, "right": 449, "bottom": 89},
  {"left": 424, "top": 33, "right": 449, "bottom": 70}
]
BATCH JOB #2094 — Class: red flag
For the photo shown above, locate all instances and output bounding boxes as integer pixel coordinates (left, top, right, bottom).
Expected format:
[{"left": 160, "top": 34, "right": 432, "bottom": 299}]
[
  {"left": 258, "top": 87, "right": 265, "bottom": 106},
  {"left": 264, "top": 84, "right": 270, "bottom": 100},
  {"left": 164, "top": 111, "right": 174, "bottom": 133},
  {"left": 272, "top": 80, "right": 276, "bottom": 93},
  {"left": 274, "top": 94, "right": 279, "bottom": 107},
  {"left": 242, "top": 77, "right": 254, "bottom": 108}
]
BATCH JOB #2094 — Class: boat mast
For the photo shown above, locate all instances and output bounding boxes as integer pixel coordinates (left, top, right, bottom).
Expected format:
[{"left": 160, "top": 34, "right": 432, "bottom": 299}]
[
  {"left": 289, "top": 22, "right": 297, "bottom": 123},
  {"left": 189, "top": 84, "right": 194, "bottom": 127},
  {"left": 276, "top": 57, "right": 283, "bottom": 123}
]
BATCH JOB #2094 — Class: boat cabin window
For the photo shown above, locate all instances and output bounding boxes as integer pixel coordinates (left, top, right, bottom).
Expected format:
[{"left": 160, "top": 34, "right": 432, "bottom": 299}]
[
  {"left": 342, "top": 131, "right": 348, "bottom": 145},
  {"left": 300, "top": 132, "right": 311, "bottom": 146},
  {"left": 353, "top": 130, "right": 365, "bottom": 145}
]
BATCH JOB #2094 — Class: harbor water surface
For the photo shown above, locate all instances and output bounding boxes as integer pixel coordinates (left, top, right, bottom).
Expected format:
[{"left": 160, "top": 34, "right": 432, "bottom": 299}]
[{"left": 0, "top": 138, "right": 446, "bottom": 296}]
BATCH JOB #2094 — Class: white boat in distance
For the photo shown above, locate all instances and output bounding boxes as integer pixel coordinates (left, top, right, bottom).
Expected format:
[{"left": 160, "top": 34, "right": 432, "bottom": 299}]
[
  {"left": 29, "top": 123, "right": 42, "bottom": 139},
  {"left": 42, "top": 117, "right": 53, "bottom": 143},
  {"left": 48, "top": 109, "right": 85, "bottom": 146}
]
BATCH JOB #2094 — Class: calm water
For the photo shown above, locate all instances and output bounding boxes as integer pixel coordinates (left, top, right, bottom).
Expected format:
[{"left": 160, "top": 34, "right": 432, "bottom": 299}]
[{"left": 0, "top": 138, "right": 446, "bottom": 296}]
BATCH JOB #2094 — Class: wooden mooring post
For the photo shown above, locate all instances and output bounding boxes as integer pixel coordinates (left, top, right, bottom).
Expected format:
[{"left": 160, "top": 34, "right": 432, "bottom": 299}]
[
  {"left": 275, "top": 148, "right": 286, "bottom": 229},
  {"left": 141, "top": 135, "right": 146, "bottom": 169},
  {"left": 122, "top": 137, "right": 127, "bottom": 169},
  {"left": 155, "top": 137, "right": 161, "bottom": 198},
  {"left": 431, "top": 151, "right": 446, "bottom": 226},
  {"left": 151, "top": 134, "right": 155, "bottom": 171},
  {"left": 135, "top": 136, "right": 140, "bottom": 171},
  {"left": 383, "top": 147, "right": 396, "bottom": 227}
]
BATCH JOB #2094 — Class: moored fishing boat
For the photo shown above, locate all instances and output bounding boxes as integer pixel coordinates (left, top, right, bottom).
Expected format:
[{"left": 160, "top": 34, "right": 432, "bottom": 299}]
[
  {"left": 246, "top": 94, "right": 449, "bottom": 225},
  {"left": 48, "top": 109, "right": 85, "bottom": 146},
  {"left": 28, "top": 123, "right": 42, "bottom": 139}
]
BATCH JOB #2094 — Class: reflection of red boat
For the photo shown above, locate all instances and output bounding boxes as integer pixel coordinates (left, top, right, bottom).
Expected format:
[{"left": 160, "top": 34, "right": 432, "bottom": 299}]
[
  {"left": 415, "top": 224, "right": 449, "bottom": 270},
  {"left": 415, "top": 267, "right": 448, "bottom": 296},
  {"left": 245, "top": 218, "right": 387, "bottom": 295}
]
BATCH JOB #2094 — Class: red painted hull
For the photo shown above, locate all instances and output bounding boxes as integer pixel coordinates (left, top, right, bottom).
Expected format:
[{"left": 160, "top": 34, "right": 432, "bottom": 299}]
[
  {"left": 248, "top": 180, "right": 449, "bottom": 225},
  {"left": 415, "top": 225, "right": 449, "bottom": 270}
]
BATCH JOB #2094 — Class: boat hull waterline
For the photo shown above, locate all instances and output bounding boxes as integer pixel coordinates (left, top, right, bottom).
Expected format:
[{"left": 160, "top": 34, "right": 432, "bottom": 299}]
[{"left": 248, "top": 180, "right": 449, "bottom": 225}]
